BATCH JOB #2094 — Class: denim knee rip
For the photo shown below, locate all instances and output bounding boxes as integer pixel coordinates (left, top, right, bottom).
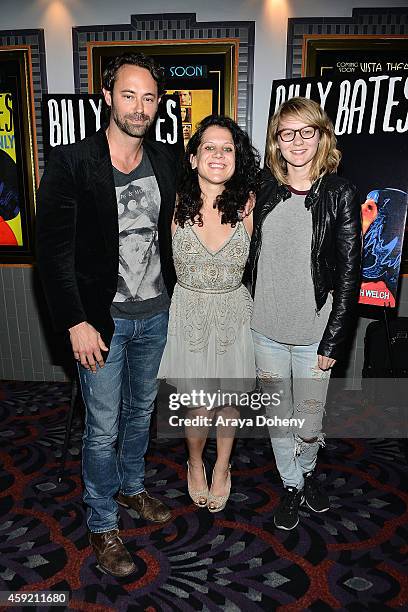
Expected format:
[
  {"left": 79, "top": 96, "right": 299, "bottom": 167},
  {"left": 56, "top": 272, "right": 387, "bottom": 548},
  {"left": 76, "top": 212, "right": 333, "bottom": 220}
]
[
  {"left": 296, "top": 398, "right": 325, "bottom": 414},
  {"left": 256, "top": 367, "right": 283, "bottom": 384},
  {"left": 294, "top": 432, "right": 325, "bottom": 456}
]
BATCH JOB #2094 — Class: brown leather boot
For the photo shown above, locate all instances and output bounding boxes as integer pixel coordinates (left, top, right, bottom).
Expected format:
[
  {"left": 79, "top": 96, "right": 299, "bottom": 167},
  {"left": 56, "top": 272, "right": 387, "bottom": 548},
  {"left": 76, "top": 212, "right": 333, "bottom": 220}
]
[
  {"left": 89, "top": 529, "right": 136, "bottom": 577},
  {"left": 117, "top": 491, "right": 172, "bottom": 523}
]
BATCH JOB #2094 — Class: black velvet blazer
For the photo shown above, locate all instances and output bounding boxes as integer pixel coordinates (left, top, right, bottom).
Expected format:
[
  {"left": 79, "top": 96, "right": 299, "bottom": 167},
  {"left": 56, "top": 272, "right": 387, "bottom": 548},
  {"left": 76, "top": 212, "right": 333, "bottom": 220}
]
[{"left": 36, "top": 128, "right": 177, "bottom": 348}]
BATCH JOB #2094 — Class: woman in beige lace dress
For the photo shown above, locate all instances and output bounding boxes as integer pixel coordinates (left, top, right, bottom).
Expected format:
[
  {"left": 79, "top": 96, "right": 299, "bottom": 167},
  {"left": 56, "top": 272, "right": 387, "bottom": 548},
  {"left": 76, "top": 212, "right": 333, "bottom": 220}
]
[{"left": 158, "top": 115, "right": 260, "bottom": 511}]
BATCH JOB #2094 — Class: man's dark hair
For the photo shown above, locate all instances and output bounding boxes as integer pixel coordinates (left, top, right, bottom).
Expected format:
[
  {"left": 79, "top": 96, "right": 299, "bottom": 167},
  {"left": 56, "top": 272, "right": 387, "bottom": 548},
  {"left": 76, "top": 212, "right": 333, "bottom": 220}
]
[{"left": 102, "top": 52, "right": 166, "bottom": 96}]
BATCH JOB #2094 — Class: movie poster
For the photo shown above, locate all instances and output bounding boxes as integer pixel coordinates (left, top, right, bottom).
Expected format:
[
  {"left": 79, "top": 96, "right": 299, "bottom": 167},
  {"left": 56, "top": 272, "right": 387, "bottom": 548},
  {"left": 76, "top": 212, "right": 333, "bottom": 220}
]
[
  {"left": 167, "top": 90, "right": 213, "bottom": 148},
  {"left": 359, "top": 187, "right": 407, "bottom": 307},
  {"left": 269, "top": 73, "right": 408, "bottom": 307},
  {"left": 0, "top": 92, "right": 22, "bottom": 247},
  {"left": 42, "top": 93, "right": 184, "bottom": 162}
]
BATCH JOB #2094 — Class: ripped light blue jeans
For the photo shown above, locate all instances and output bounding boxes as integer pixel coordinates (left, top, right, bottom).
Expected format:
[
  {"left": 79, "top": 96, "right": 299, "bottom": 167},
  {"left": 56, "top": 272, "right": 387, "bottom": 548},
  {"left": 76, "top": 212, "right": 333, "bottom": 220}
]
[{"left": 252, "top": 330, "right": 330, "bottom": 490}]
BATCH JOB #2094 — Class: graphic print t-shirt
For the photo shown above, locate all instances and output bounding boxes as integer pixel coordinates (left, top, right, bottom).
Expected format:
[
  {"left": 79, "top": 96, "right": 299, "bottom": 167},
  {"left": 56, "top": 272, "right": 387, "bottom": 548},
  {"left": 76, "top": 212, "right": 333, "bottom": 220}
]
[{"left": 110, "top": 151, "right": 169, "bottom": 319}]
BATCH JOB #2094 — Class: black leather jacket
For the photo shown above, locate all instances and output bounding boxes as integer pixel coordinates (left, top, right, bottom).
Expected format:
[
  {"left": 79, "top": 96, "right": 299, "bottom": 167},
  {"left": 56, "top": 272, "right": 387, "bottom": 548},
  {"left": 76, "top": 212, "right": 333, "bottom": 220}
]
[{"left": 246, "top": 168, "right": 362, "bottom": 360}]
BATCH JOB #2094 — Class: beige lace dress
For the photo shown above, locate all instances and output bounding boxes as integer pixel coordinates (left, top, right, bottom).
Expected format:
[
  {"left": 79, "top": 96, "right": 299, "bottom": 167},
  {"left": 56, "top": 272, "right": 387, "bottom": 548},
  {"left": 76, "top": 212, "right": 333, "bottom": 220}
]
[{"left": 158, "top": 221, "right": 256, "bottom": 394}]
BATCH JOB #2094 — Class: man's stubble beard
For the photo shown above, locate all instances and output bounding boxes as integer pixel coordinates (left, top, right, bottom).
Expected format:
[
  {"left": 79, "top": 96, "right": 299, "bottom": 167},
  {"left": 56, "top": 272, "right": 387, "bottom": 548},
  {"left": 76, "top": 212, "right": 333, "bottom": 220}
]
[{"left": 112, "top": 106, "right": 153, "bottom": 138}]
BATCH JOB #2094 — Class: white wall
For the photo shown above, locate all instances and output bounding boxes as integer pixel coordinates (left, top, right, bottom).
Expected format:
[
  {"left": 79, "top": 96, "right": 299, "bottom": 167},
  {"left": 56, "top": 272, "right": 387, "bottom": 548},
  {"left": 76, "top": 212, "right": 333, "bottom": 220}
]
[{"left": 1, "top": 0, "right": 406, "bottom": 153}]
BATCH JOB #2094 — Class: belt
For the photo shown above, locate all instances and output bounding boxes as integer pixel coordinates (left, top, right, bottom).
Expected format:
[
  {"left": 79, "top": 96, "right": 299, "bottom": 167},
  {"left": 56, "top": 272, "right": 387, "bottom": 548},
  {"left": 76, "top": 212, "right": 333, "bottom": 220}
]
[{"left": 177, "top": 280, "right": 242, "bottom": 294}]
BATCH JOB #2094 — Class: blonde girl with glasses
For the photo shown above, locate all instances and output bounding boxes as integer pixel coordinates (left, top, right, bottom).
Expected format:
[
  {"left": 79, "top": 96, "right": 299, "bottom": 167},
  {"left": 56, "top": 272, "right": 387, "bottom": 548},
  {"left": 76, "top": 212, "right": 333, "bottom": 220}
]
[{"left": 247, "top": 97, "right": 362, "bottom": 530}]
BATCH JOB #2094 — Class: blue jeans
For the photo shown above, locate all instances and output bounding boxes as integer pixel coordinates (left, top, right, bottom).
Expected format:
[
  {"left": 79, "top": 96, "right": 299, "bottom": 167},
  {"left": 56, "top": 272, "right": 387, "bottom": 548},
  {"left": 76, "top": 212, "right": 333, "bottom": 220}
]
[
  {"left": 252, "top": 330, "right": 330, "bottom": 490},
  {"left": 78, "top": 311, "right": 168, "bottom": 533}
]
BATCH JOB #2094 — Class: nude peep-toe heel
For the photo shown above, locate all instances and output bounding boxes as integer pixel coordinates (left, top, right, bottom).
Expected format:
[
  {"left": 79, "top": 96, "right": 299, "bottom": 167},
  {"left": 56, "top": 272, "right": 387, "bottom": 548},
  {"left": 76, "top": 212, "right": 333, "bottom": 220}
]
[
  {"left": 187, "top": 461, "right": 208, "bottom": 507},
  {"left": 207, "top": 464, "right": 231, "bottom": 513}
]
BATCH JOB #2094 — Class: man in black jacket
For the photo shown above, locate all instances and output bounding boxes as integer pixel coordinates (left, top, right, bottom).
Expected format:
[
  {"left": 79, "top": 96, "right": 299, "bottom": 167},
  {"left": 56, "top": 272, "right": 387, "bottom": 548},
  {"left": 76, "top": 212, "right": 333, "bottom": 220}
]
[{"left": 37, "top": 53, "right": 177, "bottom": 577}]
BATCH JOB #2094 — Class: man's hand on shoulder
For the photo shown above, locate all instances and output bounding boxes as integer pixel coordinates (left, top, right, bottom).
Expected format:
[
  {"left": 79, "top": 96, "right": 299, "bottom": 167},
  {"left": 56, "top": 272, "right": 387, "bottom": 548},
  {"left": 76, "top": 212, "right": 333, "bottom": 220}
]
[
  {"left": 69, "top": 321, "right": 108, "bottom": 373},
  {"left": 241, "top": 192, "right": 256, "bottom": 218}
]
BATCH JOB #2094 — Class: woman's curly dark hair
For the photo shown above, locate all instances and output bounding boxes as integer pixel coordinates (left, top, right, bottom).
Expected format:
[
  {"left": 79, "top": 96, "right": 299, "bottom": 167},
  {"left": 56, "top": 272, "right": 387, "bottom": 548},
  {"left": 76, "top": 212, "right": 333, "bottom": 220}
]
[{"left": 175, "top": 115, "right": 261, "bottom": 227}]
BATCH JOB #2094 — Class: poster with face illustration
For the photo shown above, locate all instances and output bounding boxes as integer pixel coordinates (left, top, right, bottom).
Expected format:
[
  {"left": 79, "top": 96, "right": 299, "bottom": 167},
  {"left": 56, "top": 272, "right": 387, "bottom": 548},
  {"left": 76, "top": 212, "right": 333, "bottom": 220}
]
[
  {"left": 268, "top": 73, "right": 408, "bottom": 307},
  {"left": 167, "top": 90, "right": 213, "bottom": 148}
]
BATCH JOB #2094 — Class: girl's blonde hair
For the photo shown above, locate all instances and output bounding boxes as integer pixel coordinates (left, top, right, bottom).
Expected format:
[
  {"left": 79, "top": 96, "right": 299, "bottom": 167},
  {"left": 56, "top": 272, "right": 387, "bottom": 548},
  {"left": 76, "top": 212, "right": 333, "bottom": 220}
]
[{"left": 265, "top": 97, "right": 341, "bottom": 184}]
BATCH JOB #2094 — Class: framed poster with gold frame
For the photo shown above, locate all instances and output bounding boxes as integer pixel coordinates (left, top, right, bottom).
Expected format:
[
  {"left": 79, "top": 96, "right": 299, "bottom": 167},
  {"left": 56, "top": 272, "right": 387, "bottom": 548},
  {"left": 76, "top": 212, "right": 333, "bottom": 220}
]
[
  {"left": 302, "top": 34, "right": 408, "bottom": 78},
  {"left": 87, "top": 39, "right": 238, "bottom": 136},
  {"left": 0, "top": 46, "right": 38, "bottom": 264}
]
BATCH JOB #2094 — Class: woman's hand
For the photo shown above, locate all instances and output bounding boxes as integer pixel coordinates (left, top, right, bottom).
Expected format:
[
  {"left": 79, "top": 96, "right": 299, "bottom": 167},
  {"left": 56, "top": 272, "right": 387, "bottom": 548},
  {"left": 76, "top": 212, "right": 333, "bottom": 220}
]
[{"left": 318, "top": 354, "right": 336, "bottom": 370}]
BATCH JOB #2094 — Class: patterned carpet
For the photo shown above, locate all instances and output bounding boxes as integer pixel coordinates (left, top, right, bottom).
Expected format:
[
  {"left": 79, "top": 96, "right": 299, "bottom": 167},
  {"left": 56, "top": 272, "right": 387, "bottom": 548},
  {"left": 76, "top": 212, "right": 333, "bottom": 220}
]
[{"left": 0, "top": 381, "right": 407, "bottom": 611}]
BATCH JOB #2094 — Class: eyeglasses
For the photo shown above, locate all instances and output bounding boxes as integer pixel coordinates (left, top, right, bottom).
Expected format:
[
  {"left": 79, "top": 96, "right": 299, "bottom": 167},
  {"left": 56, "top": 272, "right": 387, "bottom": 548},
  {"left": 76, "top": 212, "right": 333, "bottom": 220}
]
[{"left": 277, "top": 126, "right": 317, "bottom": 142}]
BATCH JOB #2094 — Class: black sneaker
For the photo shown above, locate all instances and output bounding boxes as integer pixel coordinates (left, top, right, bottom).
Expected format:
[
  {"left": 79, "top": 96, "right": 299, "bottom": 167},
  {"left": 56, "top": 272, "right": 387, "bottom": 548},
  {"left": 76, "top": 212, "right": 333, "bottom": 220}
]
[
  {"left": 274, "top": 487, "right": 304, "bottom": 530},
  {"left": 303, "top": 471, "right": 330, "bottom": 512}
]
